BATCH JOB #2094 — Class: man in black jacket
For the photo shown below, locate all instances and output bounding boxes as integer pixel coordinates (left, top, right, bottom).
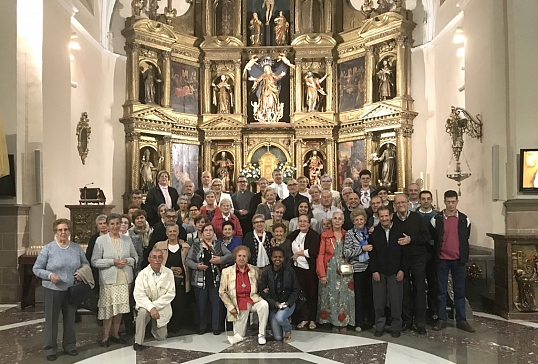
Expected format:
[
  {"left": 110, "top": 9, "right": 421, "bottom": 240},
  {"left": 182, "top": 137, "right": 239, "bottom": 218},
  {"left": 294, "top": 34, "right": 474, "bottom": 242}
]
[
  {"left": 391, "top": 193, "right": 430, "bottom": 334},
  {"left": 369, "top": 206, "right": 405, "bottom": 338},
  {"left": 281, "top": 179, "right": 308, "bottom": 221},
  {"left": 144, "top": 171, "right": 179, "bottom": 226},
  {"left": 142, "top": 209, "right": 186, "bottom": 269}
]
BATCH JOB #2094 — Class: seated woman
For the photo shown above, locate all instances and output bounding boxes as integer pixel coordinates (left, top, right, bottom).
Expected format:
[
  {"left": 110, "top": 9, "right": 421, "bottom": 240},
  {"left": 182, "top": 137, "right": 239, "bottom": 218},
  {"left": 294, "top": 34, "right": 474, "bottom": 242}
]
[
  {"left": 243, "top": 214, "right": 273, "bottom": 271},
  {"left": 218, "top": 221, "right": 243, "bottom": 266},
  {"left": 259, "top": 246, "right": 300, "bottom": 344},
  {"left": 219, "top": 246, "right": 269, "bottom": 345},
  {"left": 289, "top": 201, "right": 321, "bottom": 233},
  {"left": 255, "top": 187, "right": 277, "bottom": 220},
  {"left": 186, "top": 223, "right": 232, "bottom": 335},
  {"left": 265, "top": 201, "right": 289, "bottom": 235},
  {"left": 316, "top": 211, "right": 355, "bottom": 332},
  {"left": 212, "top": 198, "right": 243, "bottom": 238}
]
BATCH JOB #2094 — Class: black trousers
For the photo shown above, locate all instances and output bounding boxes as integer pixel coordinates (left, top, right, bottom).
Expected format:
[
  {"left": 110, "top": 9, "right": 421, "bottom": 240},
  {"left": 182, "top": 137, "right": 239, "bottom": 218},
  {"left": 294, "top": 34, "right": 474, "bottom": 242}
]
[
  {"left": 168, "top": 277, "right": 187, "bottom": 331},
  {"left": 425, "top": 251, "right": 438, "bottom": 319},
  {"left": 402, "top": 254, "right": 427, "bottom": 328},
  {"left": 294, "top": 266, "right": 318, "bottom": 322},
  {"left": 353, "top": 270, "right": 374, "bottom": 328}
]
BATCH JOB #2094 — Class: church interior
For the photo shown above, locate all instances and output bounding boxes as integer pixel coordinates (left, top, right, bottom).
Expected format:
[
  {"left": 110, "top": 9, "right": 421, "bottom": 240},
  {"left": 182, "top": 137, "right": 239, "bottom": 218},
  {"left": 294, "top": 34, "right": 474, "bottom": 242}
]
[{"left": 1, "top": 0, "right": 538, "bottom": 363}]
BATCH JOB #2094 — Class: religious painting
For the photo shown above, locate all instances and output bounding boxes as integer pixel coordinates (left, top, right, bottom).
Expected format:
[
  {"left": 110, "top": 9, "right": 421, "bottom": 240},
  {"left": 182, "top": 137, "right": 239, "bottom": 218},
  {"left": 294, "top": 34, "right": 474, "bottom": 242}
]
[
  {"left": 520, "top": 149, "right": 538, "bottom": 192},
  {"left": 303, "top": 150, "right": 325, "bottom": 186},
  {"left": 338, "top": 57, "right": 366, "bottom": 112},
  {"left": 214, "top": 151, "right": 235, "bottom": 193},
  {"left": 139, "top": 146, "right": 160, "bottom": 193},
  {"left": 170, "top": 62, "right": 199, "bottom": 114},
  {"left": 337, "top": 140, "right": 365, "bottom": 189},
  {"left": 172, "top": 143, "right": 199, "bottom": 193}
]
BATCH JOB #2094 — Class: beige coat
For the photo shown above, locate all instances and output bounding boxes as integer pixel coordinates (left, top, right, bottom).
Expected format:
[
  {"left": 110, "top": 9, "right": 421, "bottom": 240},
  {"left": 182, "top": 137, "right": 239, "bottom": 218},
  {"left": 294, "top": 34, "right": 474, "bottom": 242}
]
[
  {"left": 154, "top": 240, "right": 191, "bottom": 292},
  {"left": 219, "top": 263, "right": 262, "bottom": 322}
]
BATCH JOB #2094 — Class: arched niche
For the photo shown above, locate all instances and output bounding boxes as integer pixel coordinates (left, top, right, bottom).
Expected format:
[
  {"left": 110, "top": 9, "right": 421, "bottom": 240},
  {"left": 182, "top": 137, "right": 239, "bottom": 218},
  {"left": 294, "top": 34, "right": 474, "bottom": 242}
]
[{"left": 247, "top": 143, "right": 292, "bottom": 181}]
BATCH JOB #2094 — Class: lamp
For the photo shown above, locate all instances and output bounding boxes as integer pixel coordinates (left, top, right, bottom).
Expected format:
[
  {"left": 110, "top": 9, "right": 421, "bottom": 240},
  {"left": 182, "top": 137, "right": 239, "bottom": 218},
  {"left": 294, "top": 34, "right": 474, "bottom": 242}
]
[
  {"left": 453, "top": 27, "right": 465, "bottom": 44},
  {"left": 445, "top": 106, "right": 483, "bottom": 194}
]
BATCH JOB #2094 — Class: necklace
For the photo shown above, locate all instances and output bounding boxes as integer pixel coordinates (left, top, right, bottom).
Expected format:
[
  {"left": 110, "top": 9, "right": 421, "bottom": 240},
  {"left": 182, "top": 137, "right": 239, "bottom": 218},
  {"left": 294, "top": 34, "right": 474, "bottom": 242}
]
[{"left": 239, "top": 268, "right": 247, "bottom": 288}]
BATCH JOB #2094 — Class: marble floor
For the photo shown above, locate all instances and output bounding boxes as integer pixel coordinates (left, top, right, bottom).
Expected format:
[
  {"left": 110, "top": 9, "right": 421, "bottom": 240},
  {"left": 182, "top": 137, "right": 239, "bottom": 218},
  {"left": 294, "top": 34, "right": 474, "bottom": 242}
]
[{"left": 1, "top": 305, "right": 538, "bottom": 364}]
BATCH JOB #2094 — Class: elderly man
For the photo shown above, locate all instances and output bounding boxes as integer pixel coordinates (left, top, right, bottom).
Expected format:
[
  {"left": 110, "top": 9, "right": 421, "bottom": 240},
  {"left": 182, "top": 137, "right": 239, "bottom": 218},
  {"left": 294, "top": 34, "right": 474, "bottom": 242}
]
[
  {"left": 407, "top": 183, "right": 421, "bottom": 212},
  {"left": 319, "top": 174, "right": 341, "bottom": 207},
  {"left": 313, "top": 190, "right": 342, "bottom": 222},
  {"left": 130, "top": 190, "right": 145, "bottom": 210},
  {"left": 232, "top": 175, "right": 255, "bottom": 234},
  {"left": 133, "top": 248, "right": 176, "bottom": 351},
  {"left": 269, "top": 169, "right": 289, "bottom": 199},
  {"left": 367, "top": 195, "right": 384, "bottom": 229},
  {"left": 341, "top": 177, "right": 355, "bottom": 191},
  {"left": 297, "top": 176, "right": 311, "bottom": 200},
  {"left": 195, "top": 171, "right": 213, "bottom": 199},
  {"left": 143, "top": 209, "right": 187, "bottom": 269},
  {"left": 182, "top": 180, "right": 203, "bottom": 208},
  {"left": 342, "top": 191, "right": 360, "bottom": 230},
  {"left": 282, "top": 179, "right": 308, "bottom": 221}
]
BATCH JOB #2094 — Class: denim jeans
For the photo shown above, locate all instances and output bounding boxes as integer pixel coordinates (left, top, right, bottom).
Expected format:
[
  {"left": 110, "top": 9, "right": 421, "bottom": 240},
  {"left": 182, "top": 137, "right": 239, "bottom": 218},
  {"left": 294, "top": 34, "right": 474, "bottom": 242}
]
[
  {"left": 270, "top": 304, "right": 295, "bottom": 341},
  {"left": 437, "top": 259, "right": 466, "bottom": 322}
]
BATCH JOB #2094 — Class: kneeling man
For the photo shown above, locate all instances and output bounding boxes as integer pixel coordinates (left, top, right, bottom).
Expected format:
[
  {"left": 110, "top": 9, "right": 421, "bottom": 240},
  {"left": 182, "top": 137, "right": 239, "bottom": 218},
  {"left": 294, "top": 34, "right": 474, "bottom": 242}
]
[{"left": 133, "top": 248, "right": 176, "bottom": 351}]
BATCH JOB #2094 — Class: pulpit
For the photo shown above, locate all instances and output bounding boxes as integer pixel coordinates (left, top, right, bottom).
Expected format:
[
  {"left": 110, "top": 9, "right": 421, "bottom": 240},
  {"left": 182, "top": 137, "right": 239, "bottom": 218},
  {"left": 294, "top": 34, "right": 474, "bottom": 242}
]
[{"left": 65, "top": 204, "right": 115, "bottom": 244}]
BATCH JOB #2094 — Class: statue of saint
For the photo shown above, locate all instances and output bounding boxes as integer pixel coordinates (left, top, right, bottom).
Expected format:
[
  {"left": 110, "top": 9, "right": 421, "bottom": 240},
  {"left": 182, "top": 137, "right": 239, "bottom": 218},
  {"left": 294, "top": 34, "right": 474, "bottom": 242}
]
[
  {"left": 212, "top": 75, "right": 233, "bottom": 114},
  {"left": 214, "top": 152, "right": 234, "bottom": 191},
  {"left": 373, "top": 144, "right": 396, "bottom": 189},
  {"left": 140, "top": 149, "right": 158, "bottom": 192},
  {"left": 247, "top": 56, "right": 290, "bottom": 123},
  {"left": 304, "top": 71, "right": 327, "bottom": 112},
  {"left": 249, "top": 13, "right": 262, "bottom": 46},
  {"left": 303, "top": 150, "right": 324, "bottom": 185},
  {"left": 273, "top": 11, "right": 289, "bottom": 46},
  {"left": 262, "top": 0, "right": 275, "bottom": 25},
  {"left": 376, "top": 59, "right": 394, "bottom": 101},
  {"left": 142, "top": 64, "right": 162, "bottom": 104}
]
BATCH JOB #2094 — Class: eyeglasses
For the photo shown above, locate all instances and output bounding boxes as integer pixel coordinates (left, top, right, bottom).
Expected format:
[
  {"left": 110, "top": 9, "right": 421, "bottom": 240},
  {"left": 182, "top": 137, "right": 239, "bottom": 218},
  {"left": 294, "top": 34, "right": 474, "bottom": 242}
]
[
  {"left": 56, "top": 229, "right": 69, "bottom": 232},
  {"left": 253, "top": 221, "right": 265, "bottom": 224},
  {"left": 189, "top": 209, "right": 199, "bottom": 212},
  {"left": 212, "top": 184, "right": 222, "bottom": 187},
  {"left": 238, "top": 180, "right": 247, "bottom": 183},
  {"left": 165, "top": 215, "right": 176, "bottom": 219}
]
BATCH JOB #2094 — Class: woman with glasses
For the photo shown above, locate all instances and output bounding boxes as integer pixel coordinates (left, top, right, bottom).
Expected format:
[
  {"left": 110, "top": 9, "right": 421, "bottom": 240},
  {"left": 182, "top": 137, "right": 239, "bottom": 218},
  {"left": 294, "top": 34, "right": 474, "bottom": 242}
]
[
  {"left": 208, "top": 178, "right": 233, "bottom": 212},
  {"left": 183, "top": 204, "right": 200, "bottom": 234},
  {"left": 264, "top": 201, "right": 289, "bottom": 235},
  {"left": 243, "top": 214, "right": 273, "bottom": 271}
]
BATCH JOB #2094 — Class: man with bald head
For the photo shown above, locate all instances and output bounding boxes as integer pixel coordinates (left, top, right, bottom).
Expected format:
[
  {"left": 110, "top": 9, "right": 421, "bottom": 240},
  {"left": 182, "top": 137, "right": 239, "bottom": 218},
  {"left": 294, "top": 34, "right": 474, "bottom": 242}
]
[
  {"left": 195, "top": 171, "right": 212, "bottom": 199},
  {"left": 342, "top": 191, "right": 361, "bottom": 230},
  {"left": 313, "top": 190, "right": 342, "bottom": 222},
  {"left": 282, "top": 178, "right": 308, "bottom": 221},
  {"left": 182, "top": 180, "right": 203, "bottom": 208},
  {"left": 407, "top": 183, "right": 421, "bottom": 212}
]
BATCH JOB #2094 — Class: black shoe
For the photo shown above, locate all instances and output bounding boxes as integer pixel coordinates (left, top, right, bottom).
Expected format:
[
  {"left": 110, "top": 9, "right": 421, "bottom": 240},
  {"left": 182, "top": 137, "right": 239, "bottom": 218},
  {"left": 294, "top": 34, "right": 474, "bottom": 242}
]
[
  {"left": 432, "top": 320, "right": 447, "bottom": 331},
  {"left": 374, "top": 331, "right": 383, "bottom": 337},
  {"left": 456, "top": 320, "right": 476, "bottom": 333},
  {"left": 99, "top": 340, "right": 110, "bottom": 347},
  {"left": 213, "top": 330, "right": 221, "bottom": 335},
  {"left": 197, "top": 329, "right": 206, "bottom": 335},
  {"left": 46, "top": 354, "right": 57, "bottom": 361},
  {"left": 66, "top": 349, "right": 78, "bottom": 356},
  {"left": 109, "top": 336, "right": 127, "bottom": 344},
  {"left": 391, "top": 331, "right": 401, "bottom": 338},
  {"left": 417, "top": 326, "right": 427, "bottom": 335},
  {"left": 401, "top": 322, "right": 412, "bottom": 332},
  {"left": 133, "top": 343, "right": 144, "bottom": 351}
]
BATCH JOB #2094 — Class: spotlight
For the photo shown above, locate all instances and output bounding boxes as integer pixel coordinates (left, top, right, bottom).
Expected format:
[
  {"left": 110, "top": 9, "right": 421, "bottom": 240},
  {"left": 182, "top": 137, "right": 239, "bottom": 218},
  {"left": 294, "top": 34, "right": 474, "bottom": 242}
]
[{"left": 453, "top": 27, "right": 465, "bottom": 44}]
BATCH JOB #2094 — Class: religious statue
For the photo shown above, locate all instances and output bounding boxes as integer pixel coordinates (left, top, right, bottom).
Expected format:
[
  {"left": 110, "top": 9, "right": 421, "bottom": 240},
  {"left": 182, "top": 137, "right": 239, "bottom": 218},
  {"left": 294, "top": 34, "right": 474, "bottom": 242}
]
[
  {"left": 249, "top": 13, "right": 262, "bottom": 46},
  {"left": 376, "top": 0, "right": 392, "bottom": 14},
  {"left": 142, "top": 64, "right": 162, "bottom": 104},
  {"left": 262, "top": 0, "right": 275, "bottom": 25},
  {"left": 274, "top": 11, "right": 289, "bottom": 46},
  {"left": 131, "top": 0, "right": 144, "bottom": 16},
  {"left": 361, "top": 0, "right": 375, "bottom": 18},
  {"left": 212, "top": 75, "right": 233, "bottom": 114},
  {"left": 514, "top": 250, "right": 538, "bottom": 312},
  {"left": 214, "top": 151, "right": 234, "bottom": 191},
  {"left": 372, "top": 143, "right": 396, "bottom": 190},
  {"left": 140, "top": 148, "right": 158, "bottom": 193},
  {"left": 303, "top": 150, "right": 324, "bottom": 185},
  {"left": 376, "top": 59, "right": 394, "bottom": 101},
  {"left": 246, "top": 56, "right": 291, "bottom": 123},
  {"left": 304, "top": 72, "right": 327, "bottom": 112}
]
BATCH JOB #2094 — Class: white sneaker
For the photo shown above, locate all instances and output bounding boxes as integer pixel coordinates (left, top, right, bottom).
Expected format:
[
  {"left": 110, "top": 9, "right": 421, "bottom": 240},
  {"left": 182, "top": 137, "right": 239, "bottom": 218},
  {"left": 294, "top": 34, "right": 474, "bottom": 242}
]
[
  {"left": 258, "top": 334, "right": 266, "bottom": 345},
  {"left": 227, "top": 333, "right": 244, "bottom": 345}
]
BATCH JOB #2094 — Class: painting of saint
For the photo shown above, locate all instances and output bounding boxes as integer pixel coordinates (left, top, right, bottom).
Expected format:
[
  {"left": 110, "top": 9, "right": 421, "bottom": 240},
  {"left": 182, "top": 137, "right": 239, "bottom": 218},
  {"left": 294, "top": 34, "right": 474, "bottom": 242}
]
[
  {"left": 337, "top": 140, "right": 365, "bottom": 188},
  {"left": 338, "top": 57, "right": 366, "bottom": 112},
  {"left": 171, "top": 62, "right": 199, "bottom": 114},
  {"left": 172, "top": 143, "right": 199, "bottom": 193}
]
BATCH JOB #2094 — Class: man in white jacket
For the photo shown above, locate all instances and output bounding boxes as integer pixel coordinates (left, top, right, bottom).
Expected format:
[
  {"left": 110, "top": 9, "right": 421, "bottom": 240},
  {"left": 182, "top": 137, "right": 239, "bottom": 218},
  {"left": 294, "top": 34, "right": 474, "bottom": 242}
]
[{"left": 133, "top": 248, "right": 176, "bottom": 351}]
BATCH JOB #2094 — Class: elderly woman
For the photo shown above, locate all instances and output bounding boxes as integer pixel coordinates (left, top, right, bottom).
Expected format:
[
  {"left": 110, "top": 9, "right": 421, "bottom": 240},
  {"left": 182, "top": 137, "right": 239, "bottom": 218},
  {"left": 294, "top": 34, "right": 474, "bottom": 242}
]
[
  {"left": 187, "top": 214, "right": 208, "bottom": 246},
  {"left": 255, "top": 187, "right": 277, "bottom": 220},
  {"left": 178, "top": 196, "right": 190, "bottom": 224},
  {"left": 212, "top": 198, "right": 243, "bottom": 238},
  {"left": 158, "top": 203, "right": 168, "bottom": 224},
  {"left": 200, "top": 190, "right": 220, "bottom": 222},
  {"left": 259, "top": 246, "right": 300, "bottom": 343},
  {"left": 309, "top": 185, "right": 322, "bottom": 210},
  {"left": 183, "top": 204, "right": 200, "bottom": 234},
  {"left": 33, "top": 219, "right": 88, "bottom": 361},
  {"left": 186, "top": 223, "right": 232, "bottom": 335},
  {"left": 86, "top": 214, "right": 109, "bottom": 292},
  {"left": 208, "top": 178, "right": 233, "bottom": 211},
  {"left": 219, "top": 246, "right": 269, "bottom": 345},
  {"left": 316, "top": 212, "right": 355, "bottom": 332},
  {"left": 344, "top": 208, "right": 374, "bottom": 333},
  {"left": 120, "top": 215, "right": 131, "bottom": 236},
  {"left": 91, "top": 213, "right": 138, "bottom": 347},
  {"left": 287, "top": 213, "right": 321, "bottom": 330},
  {"left": 265, "top": 201, "right": 289, "bottom": 235},
  {"left": 154, "top": 224, "right": 191, "bottom": 333},
  {"left": 128, "top": 209, "right": 153, "bottom": 273},
  {"left": 289, "top": 201, "right": 321, "bottom": 233},
  {"left": 218, "top": 221, "right": 243, "bottom": 262},
  {"left": 243, "top": 214, "right": 273, "bottom": 270}
]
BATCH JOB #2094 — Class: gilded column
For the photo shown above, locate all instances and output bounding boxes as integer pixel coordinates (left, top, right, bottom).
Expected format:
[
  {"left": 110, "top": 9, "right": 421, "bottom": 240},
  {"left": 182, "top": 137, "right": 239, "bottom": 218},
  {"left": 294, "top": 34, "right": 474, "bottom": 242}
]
[
  {"left": 294, "top": 60, "right": 303, "bottom": 113},
  {"left": 158, "top": 135, "right": 172, "bottom": 175},
  {"left": 396, "top": 36, "right": 407, "bottom": 98},
  {"left": 234, "top": 139, "right": 242, "bottom": 182},
  {"left": 325, "top": 57, "right": 333, "bottom": 112},
  {"left": 326, "top": 138, "right": 335, "bottom": 182},
  {"left": 364, "top": 46, "right": 374, "bottom": 104},
  {"left": 234, "top": 60, "right": 241, "bottom": 114},
  {"left": 295, "top": 138, "right": 303, "bottom": 169},
  {"left": 203, "top": 140, "right": 212, "bottom": 173},
  {"left": 162, "top": 51, "right": 171, "bottom": 108},
  {"left": 203, "top": 60, "right": 212, "bottom": 113},
  {"left": 127, "top": 131, "right": 140, "bottom": 191},
  {"left": 365, "top": 132, "right": 374, "bottom": 172},
  {"left": 396, "top": 128, "right": 406, "bottom": 192},
  {"left": 404, "top": 126, "right": 413, "bottom": 190},
  {"left": 126, "top": 43, "right": 140, "bottom": 103}
]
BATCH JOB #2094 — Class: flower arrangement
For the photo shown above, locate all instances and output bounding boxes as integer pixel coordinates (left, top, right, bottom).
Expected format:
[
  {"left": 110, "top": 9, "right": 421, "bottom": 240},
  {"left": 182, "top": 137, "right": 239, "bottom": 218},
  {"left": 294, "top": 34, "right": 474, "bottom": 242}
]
[
  {"left": 277, "top": 161, "right": 297, "bottom": 182},
  {"left": 239, "top": 163, "right": 261, "bottom": 184}
]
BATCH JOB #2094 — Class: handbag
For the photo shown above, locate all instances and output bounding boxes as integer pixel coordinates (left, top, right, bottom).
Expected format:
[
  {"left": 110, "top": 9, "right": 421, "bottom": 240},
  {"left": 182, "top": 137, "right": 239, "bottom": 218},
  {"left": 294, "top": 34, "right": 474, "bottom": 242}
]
[
  {"left": 329, "top": 237, "right": 353, "bottom": 276},
  {"left": 67, "top": 281, "right": 95, "bottom": 306}
]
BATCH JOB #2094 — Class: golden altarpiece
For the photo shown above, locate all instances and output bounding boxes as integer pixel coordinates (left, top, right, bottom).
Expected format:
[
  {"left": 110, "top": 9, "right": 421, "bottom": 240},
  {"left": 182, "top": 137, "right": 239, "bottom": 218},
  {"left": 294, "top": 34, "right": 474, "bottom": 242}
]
[{"left": 120, "top": 0, "right": 416, "bottom": 204}]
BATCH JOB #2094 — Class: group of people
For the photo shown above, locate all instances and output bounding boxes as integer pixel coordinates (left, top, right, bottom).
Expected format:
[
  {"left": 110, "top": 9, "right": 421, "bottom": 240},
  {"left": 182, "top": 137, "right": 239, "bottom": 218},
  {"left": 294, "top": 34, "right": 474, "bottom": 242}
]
[{"left": 33, "top": 167, "right": 475, "bottom": 361}]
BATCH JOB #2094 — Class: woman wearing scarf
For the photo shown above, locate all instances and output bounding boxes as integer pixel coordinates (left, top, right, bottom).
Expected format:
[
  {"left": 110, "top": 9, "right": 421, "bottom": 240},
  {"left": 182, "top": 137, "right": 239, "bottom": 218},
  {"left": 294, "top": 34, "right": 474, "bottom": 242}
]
[
  {"left": 344, "top": 208, "right": 374, "bottom": 333},
  {"left": 243, "top": 214, "right": 273, "bottom": 272},
  {"left": 128, "top": 209, "right": 153, "bottom": 274}
]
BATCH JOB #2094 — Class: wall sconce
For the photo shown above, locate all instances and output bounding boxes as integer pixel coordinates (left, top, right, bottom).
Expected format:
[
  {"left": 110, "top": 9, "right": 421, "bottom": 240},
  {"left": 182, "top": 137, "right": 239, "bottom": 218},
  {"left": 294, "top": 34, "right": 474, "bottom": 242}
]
[
  {"left": 69, "top": 33, "right": 81, "bottom": 50},
  {"left": 453, "top": 26, "right": 465, "bottom": 44},
  {"left": 445, "top": 106, "right": 483, "bottom": 194}
]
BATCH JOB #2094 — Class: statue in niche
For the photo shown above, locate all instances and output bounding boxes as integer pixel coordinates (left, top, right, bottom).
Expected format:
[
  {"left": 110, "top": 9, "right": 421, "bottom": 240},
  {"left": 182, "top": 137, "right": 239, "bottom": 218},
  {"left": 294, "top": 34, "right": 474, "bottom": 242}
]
[
  {"left": 262, "top": 0, "right": 275, "bottom": 25},
  {"left": 142, "top": 64, "right": 162, "bottom": 104},
  {"left": 249, "top": 13, "right": 263, "bottom": 46},
  {"left": 274, "top": 11, "right": 289, "bottom": 45},
  {"left": 372, "top": 143, "right": 397, "bottom": 191},
  {"left": 304, "top": 71, "right": 327, "bottom": 112},
  {"left": 212, "top": 75, "right": 233, "bottom": 114},
  {"left": 247, "top": 56, "right": 291, "bottom": 123},
  {"left": 376, "top": 59, "right": 394, "bottom": 101},
  {"left": 140, "top": 148, "right": 159, "bottom": 193},
  {"left": 303, "top": 150, "right": 324, "bottom": 185},
  {"left": 214, "top": 151, "right": 234, "bottom": 192}
]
